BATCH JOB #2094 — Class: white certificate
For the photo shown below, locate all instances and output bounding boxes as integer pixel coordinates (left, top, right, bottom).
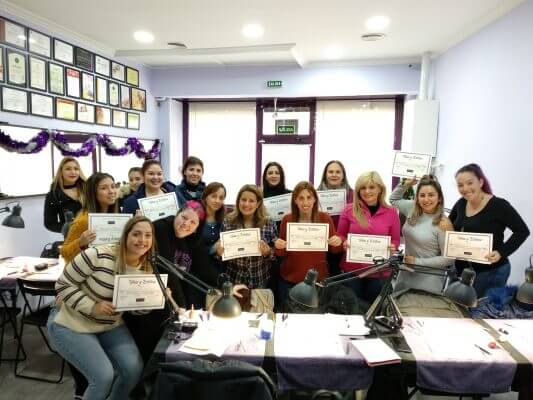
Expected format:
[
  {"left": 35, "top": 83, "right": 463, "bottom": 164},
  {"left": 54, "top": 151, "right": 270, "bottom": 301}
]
[
  {"left": 286, "top": 223, "right": 329, "bottom": 252},
  {"left": 444, "top": 231, "right": 493, "bottom": 264},
  {"left": 112, "top": 274, "right": 168, "bottom": 312},
  {"left": 263, "top": 193, "right": 291, "bottom": 221},
  {"left": 29, "top": 30, "right": 51, "bottom": 58},
  {"left": 318, "top": 189, "right": 347, "bottom": 216},
  {"left": 138, "top": 192, "right": 178, "bottom": 222},
  {"left": 88, "top": 213, "right": 132, "bottom": 246},
  {"left": 220, "top": 228, "right": 261, "bottom": 261},
  {"left": 347, "top": 234, "right": 390, "bottom": 264},
  {"left": 392, "top": 151, "right": 432, "bottom": 178},
  {"left": 2, "top": 87, "right": 27, "bottom": 113}
]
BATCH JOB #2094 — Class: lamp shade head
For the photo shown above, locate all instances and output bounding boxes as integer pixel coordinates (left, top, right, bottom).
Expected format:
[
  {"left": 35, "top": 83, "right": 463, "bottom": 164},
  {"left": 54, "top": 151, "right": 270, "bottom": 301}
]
[
  {"left": 2, "top": 204, "right": 24, "bottom": 228},
  {"left": 516, "top": 266, "right": 533, "bottom": 310},
  {"left": 211, "top": 281, "right": 242, "bottom": 318},
  {"left": 444, "top": 268, "right": 477, "bottom": 308},
  {"left": 288, "top": 268, "right": 319, "bottom": 308}
]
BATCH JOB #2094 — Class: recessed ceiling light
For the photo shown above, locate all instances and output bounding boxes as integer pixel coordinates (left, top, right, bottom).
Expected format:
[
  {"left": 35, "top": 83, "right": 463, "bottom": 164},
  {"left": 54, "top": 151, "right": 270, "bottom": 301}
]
[
  {"left": 134, "top": 30, "right": 154, "bottom": 44},
  {"left": 324, "top": 45, "right": 343, "bottom": 60},
  {"left": 242, "top": 23, "right": 264, "bottom": 39},
  {"left": 365, "top": 15, "right": 390, "bottom": 31},
  {"left": 361, "top": 33, "right": 386, "bottom": 41}
]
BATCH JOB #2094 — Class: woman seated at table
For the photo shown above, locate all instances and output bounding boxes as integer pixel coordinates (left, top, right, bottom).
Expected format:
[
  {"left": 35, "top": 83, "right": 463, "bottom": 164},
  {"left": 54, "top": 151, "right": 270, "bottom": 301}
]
[
  {"left": 48, "top": 217, "right": 151, "bottom": 399},
  {"left": 274, "top": 181, "right": 342, "bottom": 307},
  {"left": 390, "top": 175, "right": 454, "bottom": 293},
  {"left": 43, "top": 156, "right": 86, "bottom": 234},
  {"left": 216, "top": 184, "right": 277, "bottom": 289},
  {"left": 122, "top": 159, "right": 175, "bottom": 214},
  {"left": 337, "top": 171, "right": 400, "bottom": 304},
  {"left": 61, "top": 172, "right": 118, "bottom": 264}
]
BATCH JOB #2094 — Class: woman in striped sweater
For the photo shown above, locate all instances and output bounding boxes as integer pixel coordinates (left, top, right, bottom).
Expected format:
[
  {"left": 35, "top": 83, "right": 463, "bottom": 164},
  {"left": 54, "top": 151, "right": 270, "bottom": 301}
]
[{"left": 47, "top": 216, "right": 154, "bottom": 400}]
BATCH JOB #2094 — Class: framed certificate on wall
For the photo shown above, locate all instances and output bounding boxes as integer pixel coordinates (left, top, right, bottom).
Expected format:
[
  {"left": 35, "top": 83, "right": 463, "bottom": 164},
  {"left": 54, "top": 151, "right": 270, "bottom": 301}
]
[
  {"left": 1, "top": 86, "right": 28, "bottom": 114},
  {"left": 126, "top": 66, "right": 139, "bottom": 86},
  {"left": 56, "top": 97, "right": 76, "bottom": 121},
  {"left": 0, "top": 17, "right": 27, "bottom": 50},
  {"left": 6, "top": 49, "right": 27, "bottom": 87},
  {"left": 28, "top": 29, "right": 51, "bottom": 58},
  {"left": 96, "top": 105, "right": 111, "bottom": 126},
  {"left": 53, "top": 39, "right": 74, "bottom": 64},
  {"left": 94, "top": 55, "right": 110, "bottom": 77},
  {"left": 111, "top": 61, "right": 125, "bottom": 81},
  {"left": 48, "top": 62, "right": 65, "bottom": 95},
  {"left": 29, "top": 56, "right": 47, "bottom": 91},
  {"left": 127, "top": 112, "right": 140, "bottom": 130},
  {"left": 77, "top": 102, "right": 95, "bottom": 124},
  {"left": 30, "top": 92, "right": 54, "bottom": 118},
  {"left": 66, "top": 67, "right": 81, "bottom": 98}
]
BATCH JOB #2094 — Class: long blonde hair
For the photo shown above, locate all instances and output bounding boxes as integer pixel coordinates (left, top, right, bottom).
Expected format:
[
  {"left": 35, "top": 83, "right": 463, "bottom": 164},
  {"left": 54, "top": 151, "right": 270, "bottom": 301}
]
[
  {"left": 51, "top": 157, "right": 86, "bottom": 195},
  {"left": 116, "top": 216, "right": 156, "bottom": 274},
  {"left": 352, "top": 171, "right": 390, "bottom": 228},
  {"left": 227, "top": 184, "right": 270, "bottom": 228}
]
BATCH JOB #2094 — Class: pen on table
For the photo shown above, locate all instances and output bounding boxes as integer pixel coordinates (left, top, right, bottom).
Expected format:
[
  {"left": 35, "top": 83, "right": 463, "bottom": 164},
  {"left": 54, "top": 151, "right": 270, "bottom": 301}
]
[
  {"left": 498, "top": 328, "right": 508, "bottom": 335},
  {"left": 7, "top": 271, "right": 19, "bottom": 276},
  {"left": 474, "top": 344, "right": 491, "bottom": 355},
  {"left": 256, "top": 312, "right": 264, "bottom": 319}
]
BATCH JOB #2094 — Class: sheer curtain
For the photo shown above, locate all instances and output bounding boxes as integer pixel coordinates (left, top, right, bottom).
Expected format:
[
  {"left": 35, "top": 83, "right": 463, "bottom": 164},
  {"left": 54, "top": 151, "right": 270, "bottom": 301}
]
[
  {"left": 315, "top": 100, "right": 396, "bottom": 193},
  {"left": 188, "top": 102, "right": 257, "bottom": 203}
]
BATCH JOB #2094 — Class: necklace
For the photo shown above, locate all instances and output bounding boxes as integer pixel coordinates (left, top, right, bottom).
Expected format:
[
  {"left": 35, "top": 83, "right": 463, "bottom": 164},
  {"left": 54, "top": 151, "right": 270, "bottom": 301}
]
[{"left": 63, "top": 183, "right": 77, "bottom": 189}]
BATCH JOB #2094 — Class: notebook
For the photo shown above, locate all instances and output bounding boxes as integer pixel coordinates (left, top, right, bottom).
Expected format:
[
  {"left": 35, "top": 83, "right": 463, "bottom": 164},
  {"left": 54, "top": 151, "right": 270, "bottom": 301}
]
[{"left": 351, "top": 338, "right": 401, "bottom": 366}]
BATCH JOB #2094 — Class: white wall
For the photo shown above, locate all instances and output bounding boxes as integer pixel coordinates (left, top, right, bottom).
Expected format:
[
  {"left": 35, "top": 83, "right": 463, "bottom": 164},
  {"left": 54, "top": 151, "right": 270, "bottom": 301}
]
[{"left": 434, "top": 0, "right": 533, "bottom": 284}]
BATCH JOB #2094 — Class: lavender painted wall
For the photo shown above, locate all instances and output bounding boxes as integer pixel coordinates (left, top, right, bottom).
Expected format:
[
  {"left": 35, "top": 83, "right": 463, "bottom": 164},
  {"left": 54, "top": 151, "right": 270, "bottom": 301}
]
[
  {"left": 151, "top": 63, "right": 420, "bottom": 98},
  {"left": 434, "top": 0, "right": 533, "bottom": 284}
]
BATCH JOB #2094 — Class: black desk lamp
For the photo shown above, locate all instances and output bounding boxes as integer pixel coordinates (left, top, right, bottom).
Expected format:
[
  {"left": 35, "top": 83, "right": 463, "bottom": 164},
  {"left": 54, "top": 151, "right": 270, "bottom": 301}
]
[
  {"left": 0, "top": 202, "right": 24, "bottom": 228},
  {"left": 516, "top": 255, "right": 533, "bottom": 310},
  {"left": 150, "top": 254, "right": 242, "bottom": 326},
  {"left": 444, "top": 267, "right": 478, "bottom": 308}
]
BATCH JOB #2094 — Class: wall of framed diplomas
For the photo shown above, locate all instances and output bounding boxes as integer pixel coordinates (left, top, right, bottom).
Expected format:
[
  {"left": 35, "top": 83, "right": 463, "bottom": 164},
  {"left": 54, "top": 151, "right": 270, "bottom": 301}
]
[{"left": 0, "top": 14, "right": 147, "bottom": 131}]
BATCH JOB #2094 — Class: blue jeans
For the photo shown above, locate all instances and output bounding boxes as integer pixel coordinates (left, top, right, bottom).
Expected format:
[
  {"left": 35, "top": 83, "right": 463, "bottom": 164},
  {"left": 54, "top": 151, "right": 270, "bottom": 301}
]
[
  {"left": 472, "top": 262, "right": 511, "bottom": 298},
  {"left": 47, "top": 312, "right": 143, "bottom": 400}
]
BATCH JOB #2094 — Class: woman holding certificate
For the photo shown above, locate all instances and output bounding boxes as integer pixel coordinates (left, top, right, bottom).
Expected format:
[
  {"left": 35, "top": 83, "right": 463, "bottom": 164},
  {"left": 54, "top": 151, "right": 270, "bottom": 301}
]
[
  {"left": 317, "top": 160, "right": 354, "bottom": 222},
  {"left": 43, "top": 157, "right": 86, "bottom": 233},
  {"left": 337, "top": 171, "right": 401, "bottom": 304},
  {"left": 200, "top": 182, "right": 227, "bottom": 270},
  {"left": 390, "top": 175, "right": 454, "bottom": 293},
  {"left": 122, "top": 159, "right": 176, "bottom": 214},
  {"left": 48, "top": 217, "right": 153, "bottom": 399},
  {"left": 61, "top": 172, "right": 118, "bottom": 263},
  {"left": 449, "top": 163, "right": 529, "bottom": 296},
  {"left": 274, "top": 181, "right": 342, "bottom": 306},
  {"left": 175, "top": 156, "right": 206, "bottom": 208},
  {"left": 217, "top": 185, "right": 277, "bottom": 289}
]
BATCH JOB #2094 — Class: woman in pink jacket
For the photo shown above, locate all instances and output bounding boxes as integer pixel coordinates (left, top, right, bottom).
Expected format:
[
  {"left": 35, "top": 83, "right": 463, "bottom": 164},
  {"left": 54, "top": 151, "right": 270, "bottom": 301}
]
[{"left": 337, "top": 171, "right": 400, "bottom": 304}]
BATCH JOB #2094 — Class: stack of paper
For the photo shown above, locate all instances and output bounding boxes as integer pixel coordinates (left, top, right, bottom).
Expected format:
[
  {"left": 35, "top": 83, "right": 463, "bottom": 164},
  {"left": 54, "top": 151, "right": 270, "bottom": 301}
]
[{"left": 350, "top": 338, "right": 401, "bottom": 366}]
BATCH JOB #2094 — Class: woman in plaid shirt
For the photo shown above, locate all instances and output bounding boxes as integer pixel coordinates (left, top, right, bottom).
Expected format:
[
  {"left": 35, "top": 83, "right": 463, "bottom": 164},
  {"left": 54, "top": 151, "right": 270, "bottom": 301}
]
[{"left": 216, "top": 184, "right": 278, "bottom": 288}]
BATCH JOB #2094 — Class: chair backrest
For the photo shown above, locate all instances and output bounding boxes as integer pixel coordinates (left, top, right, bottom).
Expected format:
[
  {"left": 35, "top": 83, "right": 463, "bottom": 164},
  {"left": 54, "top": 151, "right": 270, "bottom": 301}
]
[
  {"left": 40, "top": 241, "right": 64, "bottom": 259},
  {"left": 154, "top": 359, "right": 276, "bottom": 400},
  {"left": 17, "top": 278, "right": 56, "bottom": 317}
]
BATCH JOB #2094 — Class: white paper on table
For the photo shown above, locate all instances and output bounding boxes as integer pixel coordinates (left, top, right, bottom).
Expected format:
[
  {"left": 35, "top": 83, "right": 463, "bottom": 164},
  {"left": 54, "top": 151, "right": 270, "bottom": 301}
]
[
  {"left": 484, "top": 319, "right": 533, "bottom": 363},
  {"left": 402, "top": 317, "right": 515, "bottom": 363},
  {"left": 350, "top": 338, "right": 401, "bottom": 366},
  {"left": 326, "top": 314, "right": 371, "bottom": 336},
  {"left": 274, "top": 313, "right": 346, "bottom": 358}
]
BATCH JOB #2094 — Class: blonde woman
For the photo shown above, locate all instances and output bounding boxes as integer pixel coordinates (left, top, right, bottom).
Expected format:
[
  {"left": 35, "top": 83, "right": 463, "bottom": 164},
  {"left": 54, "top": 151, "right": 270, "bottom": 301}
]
[
  {"left": 44, "top": 157, "right": 86, "bottom": 233},
  {"left": 337, "top": 171, "right": 400, "bottom": 303},
  {"left": 217, "top": 184, "right": 277, "bottom": 289}
]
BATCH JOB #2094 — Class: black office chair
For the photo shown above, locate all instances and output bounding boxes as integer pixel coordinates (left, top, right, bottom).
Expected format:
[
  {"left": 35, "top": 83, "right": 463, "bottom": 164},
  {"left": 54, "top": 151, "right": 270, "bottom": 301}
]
[
  {"left": 0, "top": 288, "right": 26, "bottom": 364},
  {"left": 14, "top": 278, "right": 65, "bottom": 383}
]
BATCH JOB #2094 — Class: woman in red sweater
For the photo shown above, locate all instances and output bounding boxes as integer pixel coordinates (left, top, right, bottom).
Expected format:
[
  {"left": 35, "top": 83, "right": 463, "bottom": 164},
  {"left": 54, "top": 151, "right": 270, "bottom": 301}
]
[{"left": 274, "top": 181, "right": 342, "bottom": 309}]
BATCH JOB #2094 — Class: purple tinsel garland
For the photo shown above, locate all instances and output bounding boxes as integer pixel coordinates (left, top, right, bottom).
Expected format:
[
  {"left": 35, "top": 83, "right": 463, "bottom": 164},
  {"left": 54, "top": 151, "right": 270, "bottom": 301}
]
[{"left": 0, "top": 128, "right": 160, "bottom": 158}]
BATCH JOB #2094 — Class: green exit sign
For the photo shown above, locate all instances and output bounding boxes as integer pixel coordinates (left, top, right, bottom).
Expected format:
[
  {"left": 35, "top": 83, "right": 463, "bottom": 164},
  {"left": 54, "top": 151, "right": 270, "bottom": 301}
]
[
  {"left": 275, "top": 119, "right": 298, "bottom": 135},
  {"left": 267, "top": 80, "right": 283, "bottom": 88}
]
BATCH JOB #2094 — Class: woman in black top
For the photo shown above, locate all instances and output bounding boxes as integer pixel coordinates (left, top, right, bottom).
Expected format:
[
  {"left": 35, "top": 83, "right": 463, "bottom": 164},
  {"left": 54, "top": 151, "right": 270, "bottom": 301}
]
[
  {"left": 43, "top": 157, "right": 86, "bottom": 233},
  {"left": 262, "top": 161, "right": 291, "bottom": 198},
  {"left": 450, "top": 163, "right": 530, "bottom": 296}
]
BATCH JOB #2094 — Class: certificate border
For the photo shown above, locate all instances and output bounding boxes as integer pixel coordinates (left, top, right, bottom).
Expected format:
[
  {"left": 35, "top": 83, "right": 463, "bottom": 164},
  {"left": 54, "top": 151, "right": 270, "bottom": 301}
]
[
  {"left": 131, "top": 87, "right": 146, "bottom": 112},
  {"left": 220, "top": 228, "right": 262, "bottom": 261},
  {"left": 65, "top": 66, "right": 81, "bottom": 99},
  {"left": 30, "top": 91, "right": 54, "bottom": 118},
  {"left": 28, "top": 55, "right": 47, "bottom": 92},
  {"left": 94, "top": 54, "right": 110, "bottom": 77},
  {"left": 126, "top": 66, "right": 139, "bottom": 87},
  {"left": 127, "top": 112, "right": 140, "bottom": 130},
  {"left": 28, "top": 28, "right": 51, "bottom": 59},
  {"left": 1, "top": 86, "right": 28, "bottom": 114},
  {"left": 88, "top": 213, "right": 132, "bottom": 246},
  {"left": 138, "top": 192, "right": 179, "bottom": 222},
  {"left": 113, "top": 274, "right": 168, "bottom": 311},
  {"left": 6, "top": 48, "right": 27, "bottom": 87},
  {"left": 263, "top": 193, "right": 291, "bottom": 222},
  {"left": 317, "top": 188, "right": 347, "bottom": 216},
  {"left": 95, "top": 105, "right": 111, "bottom": 126},
  {"left": 108, "top": 81, "right": 120, "bottom": 107},
  {"left": 112, "top": 109, "right": 126, "bottom": 128},
  {"left": 392, "top": 151, "right": 433, "bottom": 179},
  {"left": 76, "top": 101, "right": 95, "bottom": 124},
  {"left": 95, "top": 76, "right": 108, "bottom": 105},
  {"left": 53, "top": 38, "right": 74, "bottom": 65},
  {"left": 81, "top": 71, "right": 95, "bottom": 101},
  {"left": 74, "top": 46, "right": 94, "bottom": 72},
  {"left": 48, "top": 61, "right": 65, "bottom": 96},
  {"left": 120, "top": 84, "right": 131, "bottom": 109},
  {"left": 443, "top": 231, "right": 493, "bottom": 264},
  {"left": 346, "top": 233, "right": 391, "bottom": 264},
  {"left": 55, "top": 97, "right": 76, "bottom": 121},
  {"left": 111, "top": 61, "right": 125, "bottom": 82},
  {"left": 286, "top": 222, "right": 329, "bottom": 252},
  {"left": 0, "top": 17, "right": 27, "bottom": 51}
]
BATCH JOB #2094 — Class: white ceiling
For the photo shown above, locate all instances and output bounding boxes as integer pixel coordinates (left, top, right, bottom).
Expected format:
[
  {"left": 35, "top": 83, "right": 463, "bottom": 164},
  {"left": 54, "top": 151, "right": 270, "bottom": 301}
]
[{"left": 2, "top": 0, "right": 524, "bottom": 68}]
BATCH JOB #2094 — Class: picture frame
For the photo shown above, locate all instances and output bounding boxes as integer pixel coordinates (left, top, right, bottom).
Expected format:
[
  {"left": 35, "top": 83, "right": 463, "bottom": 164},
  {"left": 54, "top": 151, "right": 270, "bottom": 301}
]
[
  {"left": 112, "top": 109, "right": 126, "bottom": 128},
  {"left": 96, "top": 76, "right": 108, "bottom": 104},
  {"left": 30, "top": 92, "right": 54, "bottom": 118},
  {"left": 0, "top": 45, "right": 5, "bottom": 82},
  {"left": 95, "top": 105, "right": 111, "bottom": 126},
  {"left": 29, "top": 55, "right": 47, "bottom": 92},
  {"left": 75, "top": 47, "right": 93, "bottom": 71},
  {"left": 94, "top": 55, "right": 110, "bottom": 77},
  {"left": 108, "top": 81, "right": 120, "bottom": 107},
  {"left": 1, "top": 86, "right": 28, "bottom": 114},
  {"left": 81, "top": 71, "right": 95, "bottom": 101},
  {"left": 53, "top": 38, "right": 74, "bottom": 64},
  {"left": 120, "top": 84, "right": 130, "bottom": 109},
  {"left": 0, "top": 17, "right": 27, "bottom": 50},
  {"left": 28, "top": 29, "right": 51, "bottom": 58},
  {"left": 55, "top": 97, "right": 76, "bottom": 121},
  {"left": 48, "top": 62, "right": 65, "bottom": 95},
  {"left": 77, "top": 102, "right": 95, "bottom": 124},
  {"left": 126, "top": 66, "right": 139, "bottom": 86},
  {"left": 6, "top": 48, "right": 26, "bottom": 87},
  {"left": 111, "top": 61, "right": 125, "bottom": 81},
  {"left": 131, "top": 87, "right": 146, "bottom": 112},
  {"left": 127, "top": 112, "right": 140, "bottom": 130},
  {"left": 66, "top": 67, "right": 81, "bottom": 98}
]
